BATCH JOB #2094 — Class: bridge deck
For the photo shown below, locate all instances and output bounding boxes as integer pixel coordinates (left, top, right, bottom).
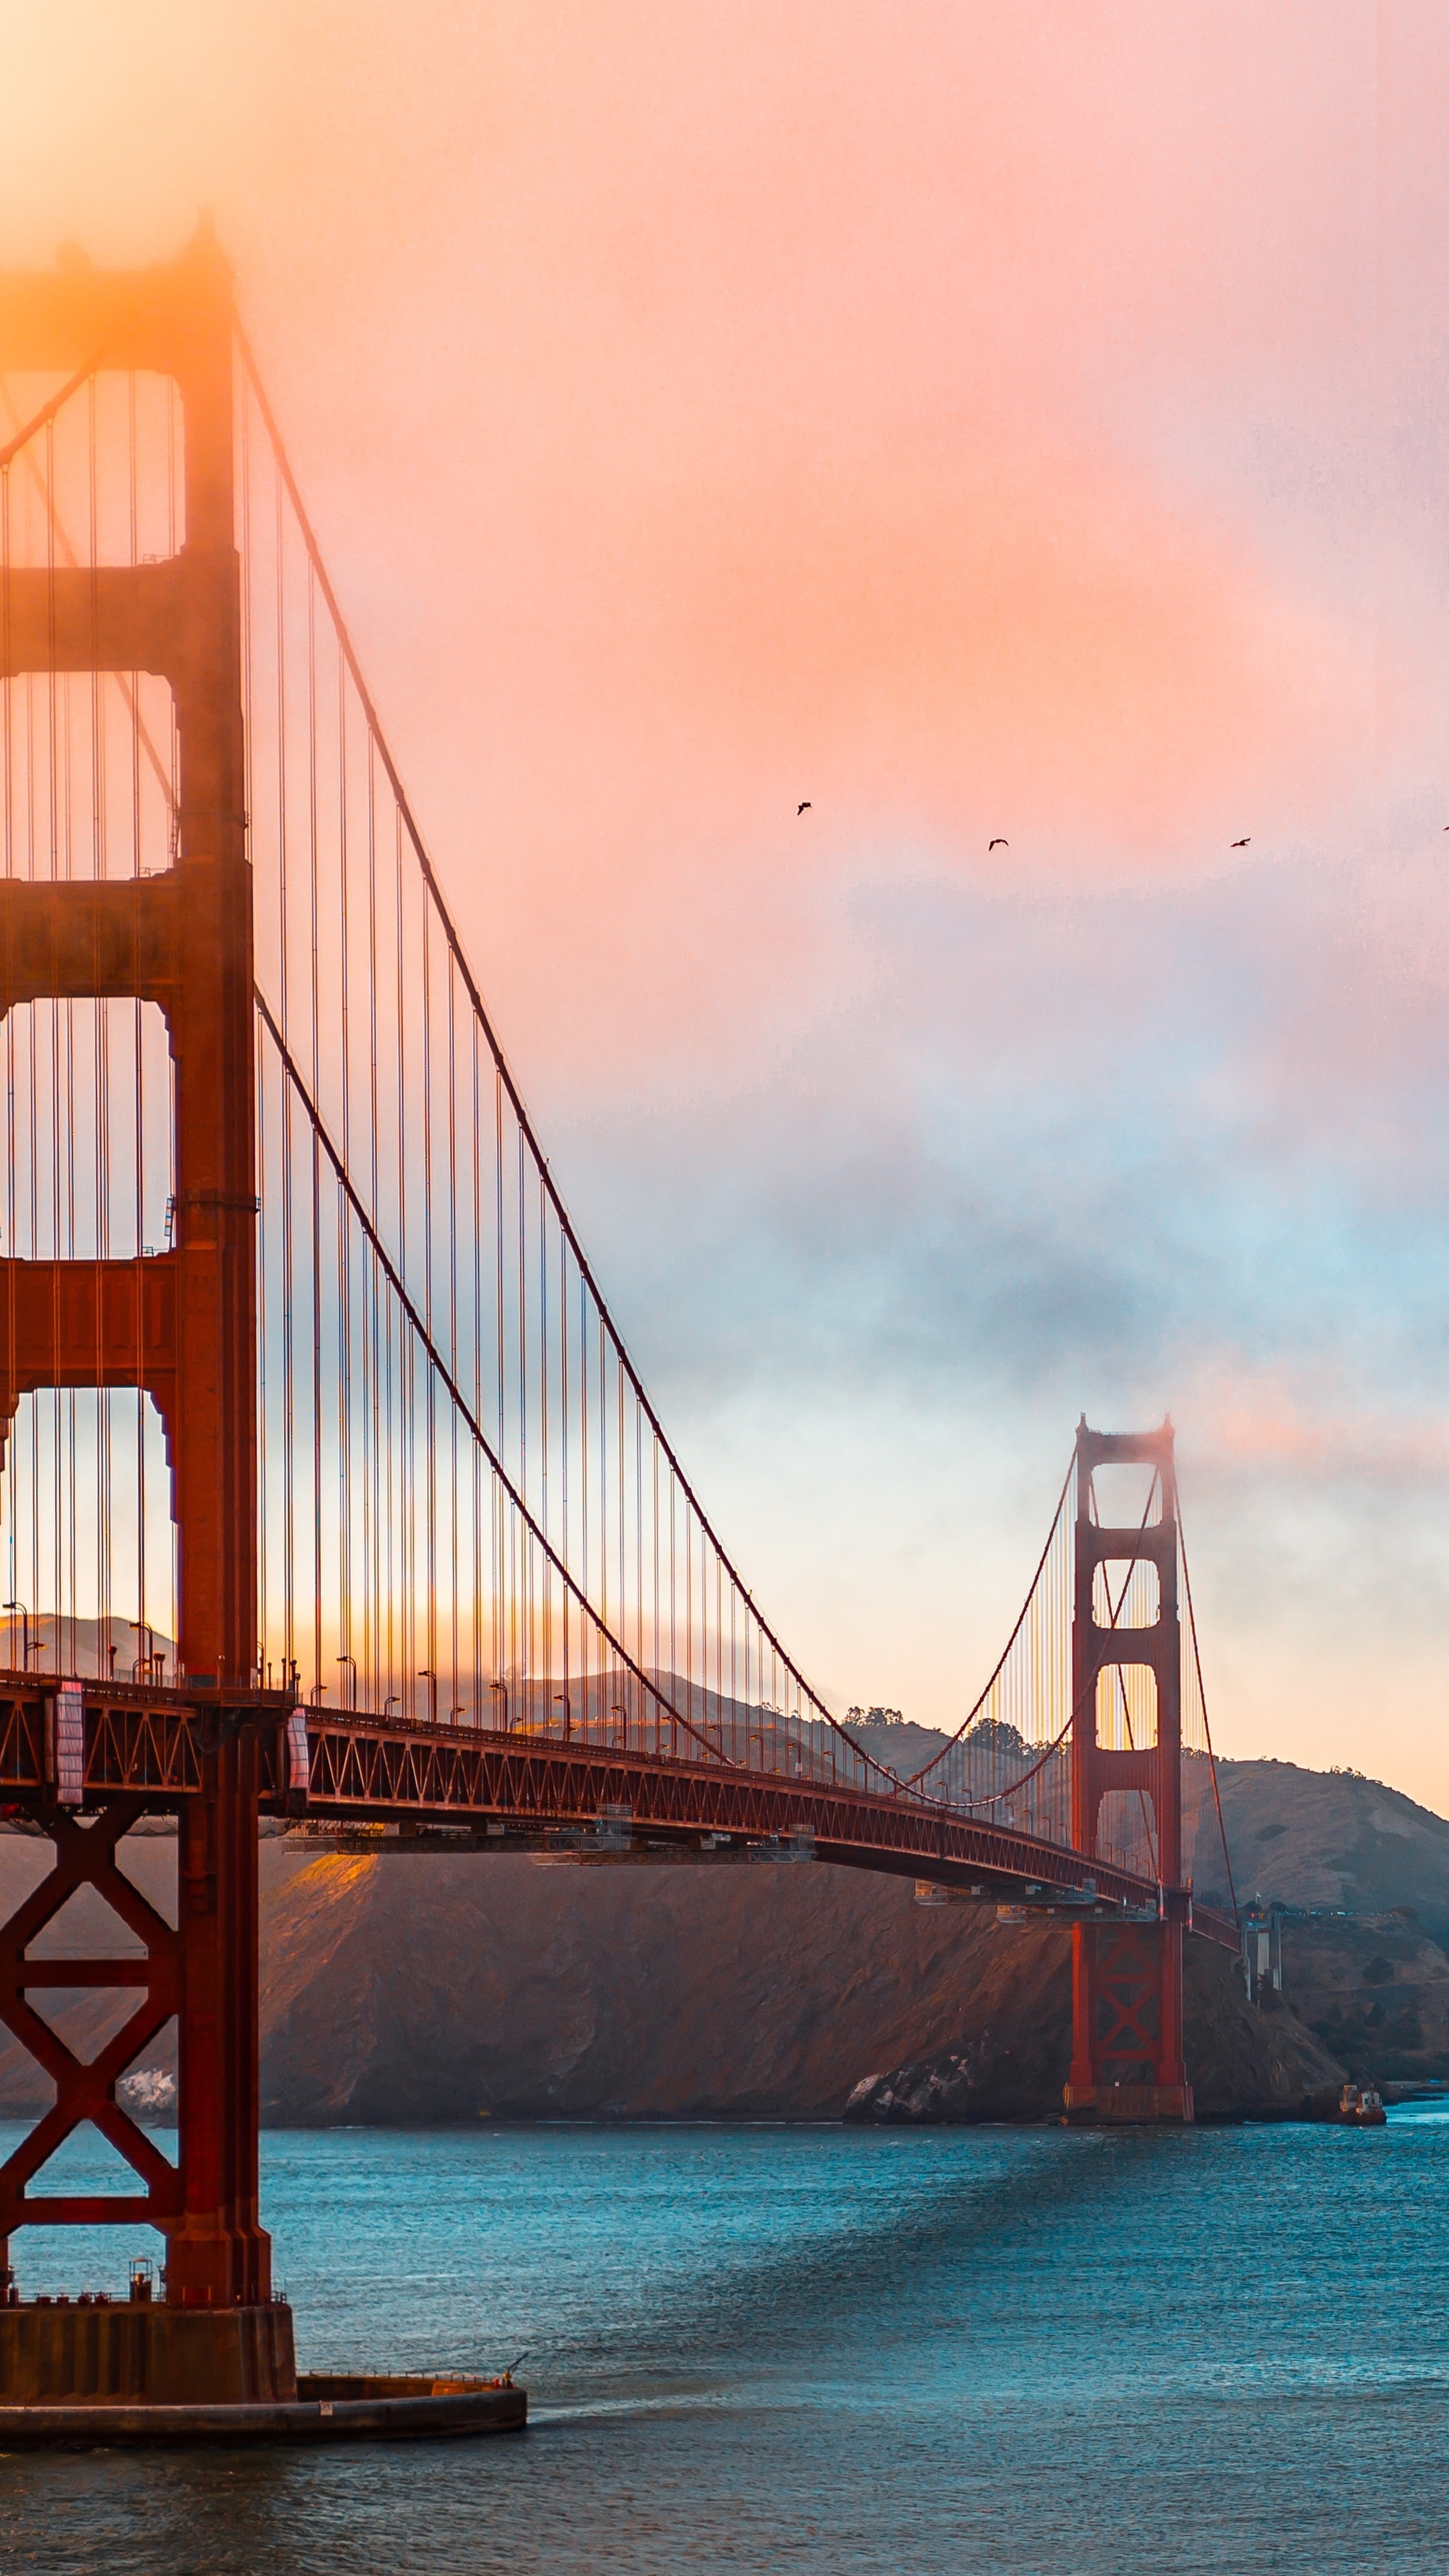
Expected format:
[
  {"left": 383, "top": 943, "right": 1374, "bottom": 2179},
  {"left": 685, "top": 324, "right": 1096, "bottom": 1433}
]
[{"left": 0, "top": 1675, "right": 1238, "bottom": 1949}]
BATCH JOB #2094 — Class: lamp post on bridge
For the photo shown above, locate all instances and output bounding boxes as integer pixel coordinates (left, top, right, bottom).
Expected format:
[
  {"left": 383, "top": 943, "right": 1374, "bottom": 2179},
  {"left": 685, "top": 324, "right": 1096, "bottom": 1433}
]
[{"left": 3, "top": 1602, "right": 28, "bottom": 1676}]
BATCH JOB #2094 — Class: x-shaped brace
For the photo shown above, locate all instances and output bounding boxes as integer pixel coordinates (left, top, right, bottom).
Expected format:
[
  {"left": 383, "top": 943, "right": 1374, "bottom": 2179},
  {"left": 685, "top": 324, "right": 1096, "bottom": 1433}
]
[
  {"left": 1095, "top": 1932, "right": 1161, "bottom": 2063},
  {"left": 0, "top": 1801, "right": 180, "bottom": 2233}
]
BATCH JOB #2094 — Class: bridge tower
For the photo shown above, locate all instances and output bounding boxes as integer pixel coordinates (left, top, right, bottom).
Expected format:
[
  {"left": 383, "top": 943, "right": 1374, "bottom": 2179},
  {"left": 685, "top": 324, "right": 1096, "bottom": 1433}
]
[
  {"left": 1063, "top": 1419, "right": 1193, "bottom": 2125},
  {"left": 0, "top": 233, "right": 281, "bottom": 2381}
]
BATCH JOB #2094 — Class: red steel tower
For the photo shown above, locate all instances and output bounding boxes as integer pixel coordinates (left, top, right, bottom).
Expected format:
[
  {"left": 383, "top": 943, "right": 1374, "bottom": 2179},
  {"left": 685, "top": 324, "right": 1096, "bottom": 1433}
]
[
  {"left": 1063, "top": 1419, "right": 1193, "bottom": 2124},
  {"left": 0, "top": 230, "right": 284, "bottom": 2390}
]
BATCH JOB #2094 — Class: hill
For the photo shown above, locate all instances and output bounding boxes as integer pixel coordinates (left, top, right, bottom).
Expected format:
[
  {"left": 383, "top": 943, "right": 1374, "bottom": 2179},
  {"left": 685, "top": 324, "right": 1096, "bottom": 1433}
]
[
  {"left": 1207, "top": 1758, "right": 1449, "bottom": 1933},
  {"left": 4, "top": 1747, "right": 1444, "bottom": 2126},
  {"left": 1200, "top": 1758, "right": 1449, "bottom": 2084},
  {"left": 0, "top": 1815, "right": 1331, "bottom": 2132}
]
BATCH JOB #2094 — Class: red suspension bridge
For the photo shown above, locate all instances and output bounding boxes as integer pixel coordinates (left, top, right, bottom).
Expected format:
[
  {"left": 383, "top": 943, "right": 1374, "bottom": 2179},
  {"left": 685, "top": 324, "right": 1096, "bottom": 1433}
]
[{"left": 0, "top": 229, "right": 1238, "bottom": 2413}]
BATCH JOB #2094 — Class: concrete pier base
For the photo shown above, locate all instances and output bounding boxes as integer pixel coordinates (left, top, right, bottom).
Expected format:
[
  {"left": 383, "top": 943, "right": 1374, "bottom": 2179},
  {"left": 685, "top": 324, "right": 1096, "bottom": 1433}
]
[
  {"left": 0, "top": 2300, "right": 527, "bottom": 2442},
  {"left": 1062, "top": 2082, "right": 1195, "bottom": 2124},
  {"left": 0, "top": 2298, "right": 297, "bottom": 2404},
  {"left": 0, "top": 2376, "right": 527, "bottom": 2446}
]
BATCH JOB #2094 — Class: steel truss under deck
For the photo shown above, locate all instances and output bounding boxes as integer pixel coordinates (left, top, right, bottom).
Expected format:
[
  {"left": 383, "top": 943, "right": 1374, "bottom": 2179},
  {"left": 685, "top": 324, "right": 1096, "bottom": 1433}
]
[{"left": 0, "top": 1672, "right": 1236, "bottom": 1945}]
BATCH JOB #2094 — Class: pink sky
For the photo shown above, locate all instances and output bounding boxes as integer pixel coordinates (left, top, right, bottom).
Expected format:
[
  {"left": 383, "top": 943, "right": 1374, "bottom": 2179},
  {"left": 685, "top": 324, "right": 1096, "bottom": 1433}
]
[{"left": 5, "top": 3, "right": 1449, "bottom": 1802}]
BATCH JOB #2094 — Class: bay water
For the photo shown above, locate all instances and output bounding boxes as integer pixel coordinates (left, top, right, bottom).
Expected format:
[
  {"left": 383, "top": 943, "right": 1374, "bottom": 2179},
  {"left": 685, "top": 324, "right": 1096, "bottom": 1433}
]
[{"left": 3, "top": 2107, "right": 1449, "bottom": 2573}]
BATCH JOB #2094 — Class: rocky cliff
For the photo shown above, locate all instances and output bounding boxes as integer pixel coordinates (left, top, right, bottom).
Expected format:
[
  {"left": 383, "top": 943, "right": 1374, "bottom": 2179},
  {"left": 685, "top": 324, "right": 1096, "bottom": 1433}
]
[{"left": 845, "top": 1935, "right": 1337, "bottom": 2124}]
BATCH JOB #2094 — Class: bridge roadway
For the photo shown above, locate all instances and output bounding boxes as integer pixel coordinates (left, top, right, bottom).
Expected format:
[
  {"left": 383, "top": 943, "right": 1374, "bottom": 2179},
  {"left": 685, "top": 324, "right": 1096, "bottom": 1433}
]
[{"left": 0, "top": 1671, "right": 1238, "bottom": 1950}]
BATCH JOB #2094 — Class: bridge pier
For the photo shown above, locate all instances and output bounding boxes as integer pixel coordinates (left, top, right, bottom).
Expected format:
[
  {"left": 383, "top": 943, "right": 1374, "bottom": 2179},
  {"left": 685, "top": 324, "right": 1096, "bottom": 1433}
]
[{"left": 166, "top": 1739, "right": 271, "bottom": 2310}]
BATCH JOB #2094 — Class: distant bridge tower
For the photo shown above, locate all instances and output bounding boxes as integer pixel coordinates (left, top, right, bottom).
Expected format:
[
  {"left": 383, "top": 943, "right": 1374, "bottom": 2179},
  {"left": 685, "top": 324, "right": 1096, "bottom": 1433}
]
[{"left": 1063, "top": 1419, "right": 1193, "bottom": 2125}]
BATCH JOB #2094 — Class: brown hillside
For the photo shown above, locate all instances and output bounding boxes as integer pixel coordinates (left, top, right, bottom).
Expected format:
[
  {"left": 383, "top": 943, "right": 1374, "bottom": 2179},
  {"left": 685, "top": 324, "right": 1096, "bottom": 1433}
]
[
  {"left": 0, "top": 1825, "right": 1335, "bottom": 2127},
  {"left": 1275, "top": 1911, "right": 1449, "bottom": 2084},
  {"left": 1206, "top": 1760, "right": 1449, "bottom": 1932}
]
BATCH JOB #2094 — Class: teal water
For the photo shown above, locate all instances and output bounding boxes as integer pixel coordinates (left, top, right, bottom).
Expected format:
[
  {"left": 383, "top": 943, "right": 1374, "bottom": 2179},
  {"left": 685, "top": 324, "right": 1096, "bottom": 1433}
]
[{"left": 3, "top": 2108, "right": 1449, "bottom": 2572}]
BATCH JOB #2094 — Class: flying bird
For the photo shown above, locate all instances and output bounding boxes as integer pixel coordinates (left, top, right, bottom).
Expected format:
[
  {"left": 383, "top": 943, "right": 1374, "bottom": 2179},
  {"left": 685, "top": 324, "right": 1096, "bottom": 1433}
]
[
  {"left": 1231, "top": 836, "right": 1250, "bottom": 847},
  {"left": 988, "top": 837, "right": 1008, "bottom": 851},
  {"left": 797, "top": 800, "right": 811, "bottom": 815}
]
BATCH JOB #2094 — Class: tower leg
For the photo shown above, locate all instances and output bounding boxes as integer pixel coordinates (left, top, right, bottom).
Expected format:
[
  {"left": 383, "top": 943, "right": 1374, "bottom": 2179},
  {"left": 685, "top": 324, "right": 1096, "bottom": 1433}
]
[
  {"left": 1064, "top": 1919, "right": 1193, "bottom": 2123},
  {"left": 167, "top": 1733, "right": 271, "bottom": 2305},
  {"left": 0, "top": 1768, "right": 291, "bottom": 2402}
]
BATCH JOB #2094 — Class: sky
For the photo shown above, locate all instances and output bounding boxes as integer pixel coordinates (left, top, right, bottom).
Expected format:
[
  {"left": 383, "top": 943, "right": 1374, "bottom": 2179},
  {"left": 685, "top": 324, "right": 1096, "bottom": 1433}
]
[{"left": 3, "top": 3, "right": 1448, "bottom": 1801}]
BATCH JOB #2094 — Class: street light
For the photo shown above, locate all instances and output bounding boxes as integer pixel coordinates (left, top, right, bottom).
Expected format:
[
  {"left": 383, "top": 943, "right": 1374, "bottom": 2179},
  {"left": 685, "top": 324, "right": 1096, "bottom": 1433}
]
[
  {"left": 3, "top": 1602, "right": 28, "bottom": 1674},
  {"left": 553, "top": 1691, "right": 571, "bottom": 1743},
  {"left": 418, "top": 1669, "right": 437, "bottom": 1725},
  {"left": 337, "top": 1655, "right": 357, "bottom": 1710}
]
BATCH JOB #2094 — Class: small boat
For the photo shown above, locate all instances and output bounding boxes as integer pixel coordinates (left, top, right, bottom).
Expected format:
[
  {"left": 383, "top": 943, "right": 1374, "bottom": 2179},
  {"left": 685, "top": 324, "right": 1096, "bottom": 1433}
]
[{"left": 1338, "top": 2084, "right": 1387, "bottom": 2127}]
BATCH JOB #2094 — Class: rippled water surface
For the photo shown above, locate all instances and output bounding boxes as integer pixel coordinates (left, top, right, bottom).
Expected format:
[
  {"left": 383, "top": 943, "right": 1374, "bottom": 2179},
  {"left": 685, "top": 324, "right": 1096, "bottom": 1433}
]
[{"left": 3, "top": 2108, "right": 1449, "bottom": 2573}]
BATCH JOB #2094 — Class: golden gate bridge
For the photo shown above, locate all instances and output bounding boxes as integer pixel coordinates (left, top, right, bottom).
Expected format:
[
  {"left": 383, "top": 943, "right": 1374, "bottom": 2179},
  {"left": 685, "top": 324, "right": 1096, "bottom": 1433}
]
[{"left": 0, "top": 227, "right": 1238, "bottom": 2432}]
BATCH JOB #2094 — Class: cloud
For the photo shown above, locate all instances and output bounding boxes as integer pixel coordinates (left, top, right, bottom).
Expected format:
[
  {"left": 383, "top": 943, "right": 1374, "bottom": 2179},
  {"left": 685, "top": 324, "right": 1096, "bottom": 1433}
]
[{"left": 549, "top": 847, "right": 1449, "bottom": 1399}]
